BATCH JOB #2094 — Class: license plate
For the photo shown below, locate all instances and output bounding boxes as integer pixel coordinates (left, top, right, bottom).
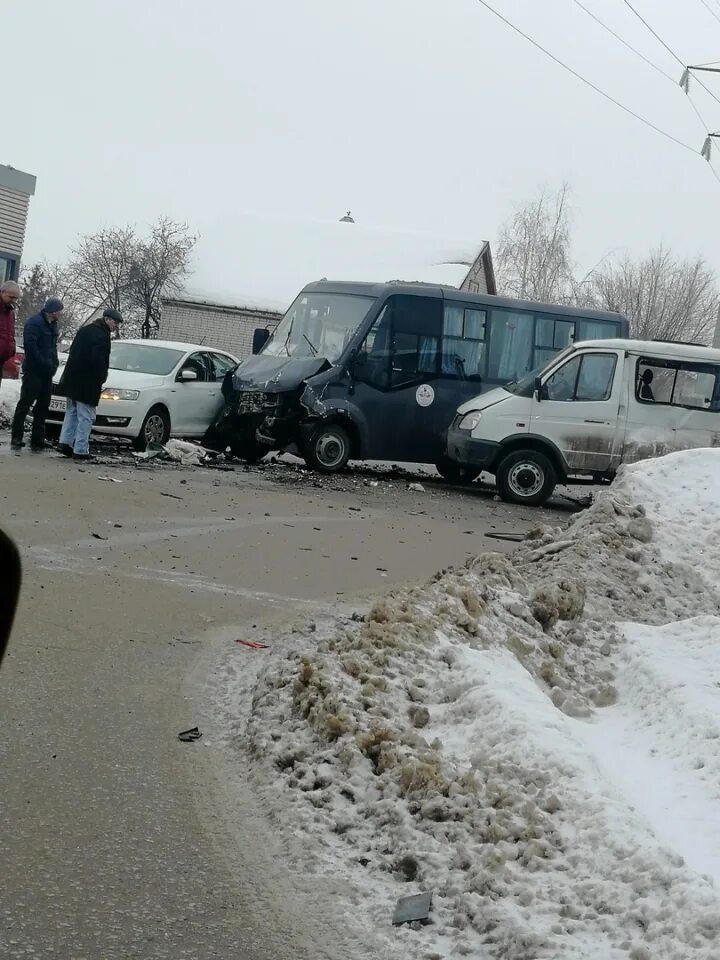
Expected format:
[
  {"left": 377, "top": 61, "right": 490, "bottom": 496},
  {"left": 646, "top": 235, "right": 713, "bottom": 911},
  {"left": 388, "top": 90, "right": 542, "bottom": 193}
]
[{"left": 50, "top": 398, "right": 66, "bottom": 412}]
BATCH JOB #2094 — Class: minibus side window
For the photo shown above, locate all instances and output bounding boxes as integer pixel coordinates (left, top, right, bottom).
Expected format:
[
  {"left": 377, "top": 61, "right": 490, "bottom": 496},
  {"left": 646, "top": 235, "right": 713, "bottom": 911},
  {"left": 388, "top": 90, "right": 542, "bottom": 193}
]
[
  {"left": 353, "top": 296, "right": 442, "bottom": 390},
  {"left": 441, "top": 305, "right": 486, "bottom": 379},
  {"left": 488, "top": 308, "right": 534, "bottom": 381}
]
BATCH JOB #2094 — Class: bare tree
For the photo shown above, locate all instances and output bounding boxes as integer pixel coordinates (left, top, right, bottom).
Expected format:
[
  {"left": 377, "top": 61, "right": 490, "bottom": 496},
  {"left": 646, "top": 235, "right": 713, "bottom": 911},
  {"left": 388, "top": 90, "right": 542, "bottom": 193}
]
[
  {"left": 18, "top": 261, "right": 82, "bottom": 340},
  {"left": 496, "top": 184, "right": 576, "bottom": 304},
  {"left": 587, "top": 247, "right": 720, "bottom": 344},
  {"left": 126, "top": 218, "right": 196, "bottom": 339},
  {"left": 69, "top": 225, "right": 138, "bottom": 317}
]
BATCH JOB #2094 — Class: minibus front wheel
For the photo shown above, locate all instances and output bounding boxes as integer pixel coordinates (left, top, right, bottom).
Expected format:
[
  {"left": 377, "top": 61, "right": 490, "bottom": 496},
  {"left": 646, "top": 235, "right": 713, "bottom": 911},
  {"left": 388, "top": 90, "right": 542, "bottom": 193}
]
[
  {"left": 304, "top": 422, "right": 352, "bottom": 473},
  {"left": 496, "top": 449, "right": 556, "bottom": 506},
  {"left": 435, "top": 457, "right": 481, "bottom": 485}
]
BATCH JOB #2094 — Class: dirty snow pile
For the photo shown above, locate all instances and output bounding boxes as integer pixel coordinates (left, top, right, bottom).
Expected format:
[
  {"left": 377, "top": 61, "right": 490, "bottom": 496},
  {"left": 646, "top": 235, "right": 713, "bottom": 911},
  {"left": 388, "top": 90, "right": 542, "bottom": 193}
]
[
  {"left": 216, "top": 449, "right": 720, "bottom": 960},
  {"left": 0, "top": 378, "right": 20, "bottom": 427}
]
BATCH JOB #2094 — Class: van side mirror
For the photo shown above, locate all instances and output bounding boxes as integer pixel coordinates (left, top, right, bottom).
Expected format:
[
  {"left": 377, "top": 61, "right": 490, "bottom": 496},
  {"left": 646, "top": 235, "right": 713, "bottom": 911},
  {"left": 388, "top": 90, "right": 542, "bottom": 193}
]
[
  {"left": 534, "top": 376, "right": 543, "bottom": 401},
  {"left": 252, "top": 328, "right": 271, "bottom": 355}
]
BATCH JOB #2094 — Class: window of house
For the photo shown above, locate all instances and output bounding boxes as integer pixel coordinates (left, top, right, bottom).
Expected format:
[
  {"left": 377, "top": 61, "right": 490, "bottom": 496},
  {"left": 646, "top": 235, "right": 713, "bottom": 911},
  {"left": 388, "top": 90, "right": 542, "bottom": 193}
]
[
  {"left": 0, "top": 254, "right": 16, "bottom": 284},
  {"left": 441, "top": 305, "right": 486, "bottom": 379},
  {"left": 353, "top": 295, "right": 442, "bottom": 390},
  {"left": 488, "top": 308, "right": 535, "bottom": 382},
  {"left": 637, "top": 358, "right": 720, "bottom": 410},
  {"left": 544, "top": 353, "right": 617, "bottom": 402}
]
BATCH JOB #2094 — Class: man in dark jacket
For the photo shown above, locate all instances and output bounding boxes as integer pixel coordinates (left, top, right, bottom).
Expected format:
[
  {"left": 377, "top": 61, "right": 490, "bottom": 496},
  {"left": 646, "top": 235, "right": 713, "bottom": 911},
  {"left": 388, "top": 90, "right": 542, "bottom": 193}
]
[
  {"left": 57, "top": 308, "right": 123, "bottom": 462},
  {"left": 11, "top": 297, "right": 63, "bottom": 451},
  {"left": 0, "top": 280, "right": 19, "bottom": 388}
]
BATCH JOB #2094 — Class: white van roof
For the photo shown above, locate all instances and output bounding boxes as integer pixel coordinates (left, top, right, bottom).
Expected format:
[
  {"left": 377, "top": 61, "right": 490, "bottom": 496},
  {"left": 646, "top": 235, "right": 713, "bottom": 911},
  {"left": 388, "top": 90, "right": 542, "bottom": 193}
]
[{"left": 575, "top": 338, "right": 720, "bottom": 363}]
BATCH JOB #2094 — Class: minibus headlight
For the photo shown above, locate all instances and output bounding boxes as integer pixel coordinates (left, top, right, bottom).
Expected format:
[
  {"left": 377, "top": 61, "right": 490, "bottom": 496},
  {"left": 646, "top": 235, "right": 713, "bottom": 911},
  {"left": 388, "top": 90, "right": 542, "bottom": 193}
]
[{"left": 458, "top": 411, "right": 482, "bottom": 431}]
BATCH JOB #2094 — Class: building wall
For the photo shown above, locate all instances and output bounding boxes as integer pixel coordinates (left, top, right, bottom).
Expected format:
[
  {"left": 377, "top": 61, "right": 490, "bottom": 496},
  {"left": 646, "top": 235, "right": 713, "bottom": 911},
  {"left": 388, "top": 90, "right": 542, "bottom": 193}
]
[
  {"left": 0, "top": 165, "right": 36, "bottom": 282},
  {"left": 459, "top": 250, "right": 491, "bottom": 296},
  {"left": 161, "top": 299, "right": 283, "bottom": 358}
]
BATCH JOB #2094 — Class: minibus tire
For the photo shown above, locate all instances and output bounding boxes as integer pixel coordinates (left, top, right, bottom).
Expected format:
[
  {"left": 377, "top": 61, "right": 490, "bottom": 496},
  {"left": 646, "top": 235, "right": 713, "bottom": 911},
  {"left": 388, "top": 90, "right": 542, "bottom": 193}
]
[
  {"left": 435, "top": 457, "right": 481, "bottom": 484},
  {"left": 304, "top": 423, "right": 351, "bottom": 473},
  {"left": 496, "top": 449, "right": 556, "bottom": 506}
]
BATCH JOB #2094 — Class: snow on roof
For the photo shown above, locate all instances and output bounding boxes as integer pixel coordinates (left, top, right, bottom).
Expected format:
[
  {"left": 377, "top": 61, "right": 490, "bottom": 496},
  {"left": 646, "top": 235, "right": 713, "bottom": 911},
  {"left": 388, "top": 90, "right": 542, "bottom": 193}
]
[{"left": 177, "top": 215, "right": 487, "bottom": 313}]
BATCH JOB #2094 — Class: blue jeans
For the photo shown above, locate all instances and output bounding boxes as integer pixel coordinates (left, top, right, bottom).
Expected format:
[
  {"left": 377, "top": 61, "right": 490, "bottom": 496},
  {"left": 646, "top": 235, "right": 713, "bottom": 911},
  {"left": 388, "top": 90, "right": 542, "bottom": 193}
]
[{"left": 60, "top": 399, "right": 96, "bottom": 455}]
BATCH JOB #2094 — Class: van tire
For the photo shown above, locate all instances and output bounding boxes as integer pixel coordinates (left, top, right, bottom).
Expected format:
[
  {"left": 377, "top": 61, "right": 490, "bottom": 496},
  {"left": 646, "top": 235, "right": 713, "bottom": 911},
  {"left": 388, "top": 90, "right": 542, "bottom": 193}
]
[
  {"left": 304, "top": 423, "right": 351, "bottom": 473},
  {"left": 435, "top": 457, "right": 482, "bottom": 484},
  {"left": 496, "top": 449, "right": 556, "bottom": 506}
]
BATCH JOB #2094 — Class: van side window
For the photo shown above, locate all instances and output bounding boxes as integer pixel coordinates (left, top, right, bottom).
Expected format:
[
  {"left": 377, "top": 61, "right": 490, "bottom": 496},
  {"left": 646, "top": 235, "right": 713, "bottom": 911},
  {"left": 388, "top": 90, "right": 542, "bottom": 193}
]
[
  {"left": 441, "top": 305, "right": 486, "bottom": 379},
  {"left": 544, "top": 353, "right": 617, "bottom": 402},
  {"left": 637, "top": 358, "right": 720, "bottom": 410},
  {"left": 353, "top": 295, "right": 442, "bottom": 390}
]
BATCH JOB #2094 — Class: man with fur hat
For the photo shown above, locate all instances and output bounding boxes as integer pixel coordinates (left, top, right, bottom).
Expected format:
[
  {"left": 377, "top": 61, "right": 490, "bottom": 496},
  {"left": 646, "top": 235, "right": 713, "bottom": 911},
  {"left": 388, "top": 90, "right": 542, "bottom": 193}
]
[
  {"left": 58, "top": 308, "right": 123, "bottom": 462},
  {"left": 11, "top": 297, "right": 63, "bottom": 451}
]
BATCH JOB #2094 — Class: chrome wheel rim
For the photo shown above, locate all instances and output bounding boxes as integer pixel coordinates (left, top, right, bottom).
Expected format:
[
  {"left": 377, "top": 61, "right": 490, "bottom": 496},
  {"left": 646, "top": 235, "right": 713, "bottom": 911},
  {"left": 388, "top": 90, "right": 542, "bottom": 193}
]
[
  {"left": 508, "top": 461, "right": 543, "bottom": 498},
  {"left": 144, "top": 414, "right": 166, "bottom": 444}
]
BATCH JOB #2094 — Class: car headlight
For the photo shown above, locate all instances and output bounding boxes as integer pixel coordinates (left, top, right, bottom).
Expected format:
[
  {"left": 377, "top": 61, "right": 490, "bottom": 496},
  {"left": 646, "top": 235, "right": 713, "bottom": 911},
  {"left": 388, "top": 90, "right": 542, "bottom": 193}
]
[
  {"left": 458, "top": 410, "right": 482, "bottom": 431},
  {"left": 100, "top": 388, "right": 140, "bottom": 401}
]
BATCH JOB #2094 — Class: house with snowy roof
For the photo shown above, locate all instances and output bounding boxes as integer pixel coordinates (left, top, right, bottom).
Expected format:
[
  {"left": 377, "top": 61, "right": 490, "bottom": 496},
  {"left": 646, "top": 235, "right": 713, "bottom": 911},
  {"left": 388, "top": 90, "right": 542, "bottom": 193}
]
[{"left": 160, "top": 215, "right": 495, "bottom": 358}]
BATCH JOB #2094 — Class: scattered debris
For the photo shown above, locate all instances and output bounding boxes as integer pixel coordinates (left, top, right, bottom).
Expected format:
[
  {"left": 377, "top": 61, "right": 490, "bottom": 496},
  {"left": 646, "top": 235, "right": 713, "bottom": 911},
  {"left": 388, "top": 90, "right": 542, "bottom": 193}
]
[
  {"left": 392, "top": 892, "right": 433, "bottom": 926},
  {"left": 407, "top": 482, "right": 426, "bottom": 493},
  {"left": 160, "top": 492, "right": 183, "bottom": 501},
  {"left": 97, "top": 476, "right": 124, "bottom": 483},
  {"left": 484, "top": 531, "right": 525, "bottom": 542},
  {"left": 177, "top": 726, "right": 202, "bottom": 742},
  {"left": 91, "top": 532, "right": 108, "bottom": 541},
  {"left": 236, "top": 639, "right": 269, "bottom": 650}
]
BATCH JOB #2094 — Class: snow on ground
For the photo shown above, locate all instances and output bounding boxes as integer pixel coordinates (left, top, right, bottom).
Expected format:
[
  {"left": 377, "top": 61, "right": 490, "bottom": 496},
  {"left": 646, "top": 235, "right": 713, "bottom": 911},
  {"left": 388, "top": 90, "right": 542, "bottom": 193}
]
[
  {"left": 0, "top": 378, "right": 20, "bottom": 426},
  {"left": 213, "top": 449, "right": 720, "bottom": 959}
]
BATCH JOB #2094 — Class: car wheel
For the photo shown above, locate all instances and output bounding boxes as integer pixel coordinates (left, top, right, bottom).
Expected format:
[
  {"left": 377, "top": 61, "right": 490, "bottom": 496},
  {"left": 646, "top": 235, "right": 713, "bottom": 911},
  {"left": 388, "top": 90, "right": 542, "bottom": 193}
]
[
  {"left": 133, "top": 406, "right": 170, "bottom": 451},
  {"left": 435, "top": 456, "right": 482, "bottom": 484},
  {"left": 304, "top": 423, "right": 351, "bottom": 473},
  {"left": 496, "top": 449, "right": 556, "bottom": 506}
]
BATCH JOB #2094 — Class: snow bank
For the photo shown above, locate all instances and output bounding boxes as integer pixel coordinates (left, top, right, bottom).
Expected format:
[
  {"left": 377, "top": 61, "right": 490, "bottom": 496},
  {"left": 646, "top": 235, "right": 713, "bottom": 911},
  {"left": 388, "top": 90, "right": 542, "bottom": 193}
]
[
  {"left": 215, "top": 450, "right": 720, "bottom": 959},
  {"left": 0, "top": 378, "right": 20, "bottom": 426}
]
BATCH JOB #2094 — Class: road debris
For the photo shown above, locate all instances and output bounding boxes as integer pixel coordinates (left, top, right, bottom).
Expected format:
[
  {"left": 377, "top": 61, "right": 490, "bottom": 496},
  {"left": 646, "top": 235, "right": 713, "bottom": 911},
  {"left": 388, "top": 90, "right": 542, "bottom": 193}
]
[
  {"left": 407, "top": 482, "right": 425, "bottom": 493},
  {"left": 236, "top": 639, "right": 269, "bottom": 650},
  {"left": 392, "top": 891, "right": 433, "bottom": 926},
  {"left": 177, "top": 726, "right": 202, "bottom": 742}
]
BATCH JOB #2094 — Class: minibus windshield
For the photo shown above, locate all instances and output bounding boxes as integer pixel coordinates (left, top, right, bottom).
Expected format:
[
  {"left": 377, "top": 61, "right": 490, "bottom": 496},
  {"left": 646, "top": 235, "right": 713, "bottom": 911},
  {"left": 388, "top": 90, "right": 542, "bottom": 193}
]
[{"left": 263, "top": 292, "right": 375, "bottom": 363}]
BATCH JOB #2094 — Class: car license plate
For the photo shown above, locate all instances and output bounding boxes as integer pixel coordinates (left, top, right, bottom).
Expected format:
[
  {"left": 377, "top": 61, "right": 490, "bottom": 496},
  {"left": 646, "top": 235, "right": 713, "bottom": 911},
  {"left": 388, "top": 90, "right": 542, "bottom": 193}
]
[{"left": 50, "top": 397, "right": 66, "bottom": 412}]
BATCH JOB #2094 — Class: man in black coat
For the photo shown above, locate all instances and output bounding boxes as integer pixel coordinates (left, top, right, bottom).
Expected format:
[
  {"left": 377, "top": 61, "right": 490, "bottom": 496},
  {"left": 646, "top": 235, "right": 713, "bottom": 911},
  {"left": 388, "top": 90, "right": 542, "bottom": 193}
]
[
  {"left": 57, "top": 308, "right": 123, "bottom": 462},
  {"left": 11, "top": 297, "right": 63, "bottom": 451}
]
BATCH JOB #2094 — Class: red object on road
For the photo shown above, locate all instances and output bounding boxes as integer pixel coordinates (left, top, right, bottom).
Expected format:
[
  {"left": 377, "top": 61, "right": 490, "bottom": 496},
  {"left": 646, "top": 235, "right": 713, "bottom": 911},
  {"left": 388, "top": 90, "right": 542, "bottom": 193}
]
[
  {"left": 2, "top": 351, "right": 23, "bottom": 379},
  {"left": 235, "top": 639, "right": 269, "bottom": 649}
]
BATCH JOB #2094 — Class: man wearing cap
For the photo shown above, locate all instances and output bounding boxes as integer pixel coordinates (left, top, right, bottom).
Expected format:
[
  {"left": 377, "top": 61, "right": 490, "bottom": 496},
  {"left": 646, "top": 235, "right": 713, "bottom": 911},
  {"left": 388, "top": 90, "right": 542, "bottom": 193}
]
[
  {"left": 0, "top": 280, "right": 19, "bottom": 391},
  {"left": 57, "top": 308, "right": 123, "bottom": 462},
  {"left": 11, "top": 297, "right": 63, "bottom": 451}
]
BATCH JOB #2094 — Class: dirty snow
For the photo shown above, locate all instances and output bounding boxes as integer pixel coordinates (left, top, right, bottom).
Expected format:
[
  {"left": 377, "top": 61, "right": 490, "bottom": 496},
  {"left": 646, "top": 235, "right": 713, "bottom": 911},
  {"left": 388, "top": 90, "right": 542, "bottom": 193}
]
[
  {"left": 0, "top": 378, "right": 20, "bottom": 426},
  {"left": 213, "top": 449, "right": 720, "bottom": 960}
]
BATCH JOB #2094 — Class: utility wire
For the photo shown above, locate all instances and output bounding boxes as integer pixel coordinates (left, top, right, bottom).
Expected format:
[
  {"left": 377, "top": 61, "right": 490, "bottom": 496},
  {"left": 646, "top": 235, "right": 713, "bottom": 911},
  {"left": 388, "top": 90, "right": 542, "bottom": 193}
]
[
  {"left": 621, "top": 0, "right": 720, "bottom": 109},
  {"left": 473, "top": 0, "right": 697, "bottom": 155},
  {"left": 699, "top": 0, "right": 720, "bottom": 27},
  {"left": 573, "top": 0, "right": 675, "bottom": 83}
]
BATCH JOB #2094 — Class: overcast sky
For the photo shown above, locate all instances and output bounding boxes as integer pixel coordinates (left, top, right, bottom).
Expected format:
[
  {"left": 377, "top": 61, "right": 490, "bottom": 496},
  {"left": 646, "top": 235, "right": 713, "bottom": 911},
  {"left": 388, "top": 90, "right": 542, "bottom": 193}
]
[{"left": 9, "top": 0, "right": 720, "bottom": 290}]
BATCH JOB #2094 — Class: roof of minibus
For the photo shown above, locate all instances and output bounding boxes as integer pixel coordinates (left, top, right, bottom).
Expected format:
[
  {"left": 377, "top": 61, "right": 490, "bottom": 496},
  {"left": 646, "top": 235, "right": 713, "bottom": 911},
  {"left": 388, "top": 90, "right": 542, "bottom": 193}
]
[
  {"left": 300, "top": 280, "right": 626, "bottom": 322},
  {"left": 572, "top": 338, "right": 720, "bottom": 362}
]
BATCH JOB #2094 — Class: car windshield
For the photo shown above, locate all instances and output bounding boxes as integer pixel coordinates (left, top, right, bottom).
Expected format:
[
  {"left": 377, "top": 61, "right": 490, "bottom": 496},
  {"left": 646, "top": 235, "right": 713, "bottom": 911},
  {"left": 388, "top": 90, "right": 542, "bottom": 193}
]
[
  {"left": 262, "top": 292, "right": 375, "bottom": 363},
  {"left": 109, "top": 343, "right": 186, "bottom": 376}
]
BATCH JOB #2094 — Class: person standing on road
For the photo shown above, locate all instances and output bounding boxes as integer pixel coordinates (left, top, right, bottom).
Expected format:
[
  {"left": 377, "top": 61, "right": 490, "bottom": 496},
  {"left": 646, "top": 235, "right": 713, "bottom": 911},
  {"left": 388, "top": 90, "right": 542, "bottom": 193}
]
[
  {"left": 0, "top": 280, "right": 19, "bottom": 391},
  {"left": 58, "top": 308, "right": 123, "bottom": 462},
  {"left": 11, "top": 298, "right": 63, "bottom": 451}
]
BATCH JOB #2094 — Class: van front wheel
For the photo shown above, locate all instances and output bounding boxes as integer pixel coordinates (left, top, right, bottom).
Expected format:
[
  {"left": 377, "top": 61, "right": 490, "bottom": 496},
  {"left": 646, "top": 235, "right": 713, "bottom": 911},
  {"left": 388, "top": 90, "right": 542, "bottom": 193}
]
[{"left": 496, "top": 449, "right": 556, "bottom": 506}]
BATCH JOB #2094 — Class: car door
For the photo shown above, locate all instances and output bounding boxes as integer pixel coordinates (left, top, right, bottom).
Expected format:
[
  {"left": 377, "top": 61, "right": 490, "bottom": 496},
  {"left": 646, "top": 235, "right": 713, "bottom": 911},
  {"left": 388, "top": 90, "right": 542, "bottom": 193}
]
[
  {"left": 532, "top": 349, "right": 624, "bottom": 473},
  {"left": 170, "top": 352, "right": 217, "bottom": 436}
]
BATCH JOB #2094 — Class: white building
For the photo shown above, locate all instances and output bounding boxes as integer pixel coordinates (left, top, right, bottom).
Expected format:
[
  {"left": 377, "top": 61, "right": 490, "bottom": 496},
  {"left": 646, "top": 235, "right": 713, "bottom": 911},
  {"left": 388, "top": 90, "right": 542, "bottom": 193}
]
[
  {"left": 161, "top": 216, "right": 495, "bottom": 358},
  {"left": 0, "top": 163, "right": 36, "bottom": 282}
]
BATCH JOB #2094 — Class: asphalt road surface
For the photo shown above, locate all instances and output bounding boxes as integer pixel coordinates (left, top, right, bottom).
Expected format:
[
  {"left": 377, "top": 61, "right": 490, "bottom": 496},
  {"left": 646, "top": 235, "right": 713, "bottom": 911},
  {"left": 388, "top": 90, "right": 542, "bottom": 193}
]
[{"left": 0, "top": 441, "right": 576, "bottom": 960}]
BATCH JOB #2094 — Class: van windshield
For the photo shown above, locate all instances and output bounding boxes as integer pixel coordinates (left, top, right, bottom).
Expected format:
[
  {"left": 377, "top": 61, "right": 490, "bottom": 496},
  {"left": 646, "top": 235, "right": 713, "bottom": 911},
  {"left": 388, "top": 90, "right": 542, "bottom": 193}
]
[
  {"left": 263, "top": 292, "right": 375, "bottom": 363},
  {"left": 504, "top": 345, "right": 576, "bottom": 396}
]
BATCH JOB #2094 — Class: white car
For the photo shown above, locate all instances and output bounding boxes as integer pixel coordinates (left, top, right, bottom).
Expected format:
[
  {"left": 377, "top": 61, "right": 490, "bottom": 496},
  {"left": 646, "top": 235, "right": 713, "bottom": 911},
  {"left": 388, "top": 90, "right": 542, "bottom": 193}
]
[{"left": 47, "top": 339, "right": 239, "bottom": 449}]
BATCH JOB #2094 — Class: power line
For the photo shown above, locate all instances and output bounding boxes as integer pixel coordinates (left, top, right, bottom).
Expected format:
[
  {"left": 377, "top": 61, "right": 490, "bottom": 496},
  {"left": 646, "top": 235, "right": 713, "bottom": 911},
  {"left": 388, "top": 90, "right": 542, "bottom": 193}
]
[
  {"left": 574, "top": 0, "right": 675, "bottom": 83},
  {"left": 699, "top": 0, "right": 720, "bottom": 27},
  {"left": 621, "top": 0, "right": 720, "bottom": 109},
  {"left": 473, "top": 0, "right": 697, "bottom": 154}
]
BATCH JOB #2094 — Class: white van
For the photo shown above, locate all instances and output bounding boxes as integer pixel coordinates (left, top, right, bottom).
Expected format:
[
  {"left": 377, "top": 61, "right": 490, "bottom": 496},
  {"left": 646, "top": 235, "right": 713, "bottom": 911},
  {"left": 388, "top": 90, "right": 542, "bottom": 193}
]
[{"left": 446, "top": 338, "right": 720, "bottom": 506}]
